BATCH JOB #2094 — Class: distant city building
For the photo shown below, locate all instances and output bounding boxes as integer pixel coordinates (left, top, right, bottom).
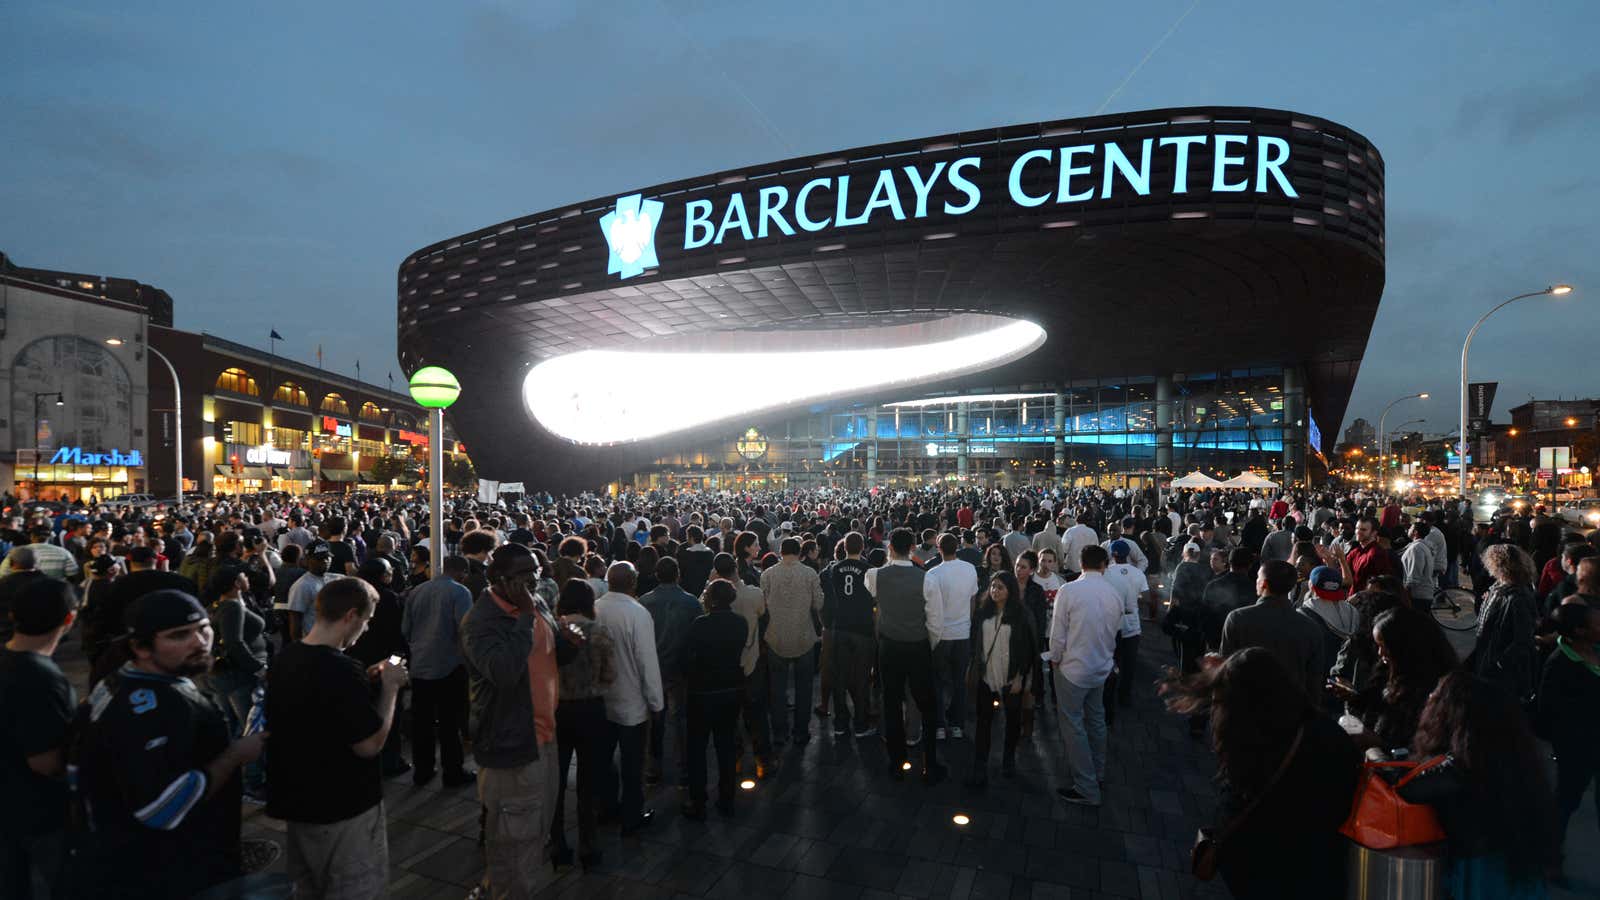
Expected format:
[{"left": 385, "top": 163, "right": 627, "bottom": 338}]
[
  {"left": 1343, "top": 417, "right": 1376, "bottom": 450},
  {"left": 1494, "top": 399, "right": 1599, "bottom": 473}
]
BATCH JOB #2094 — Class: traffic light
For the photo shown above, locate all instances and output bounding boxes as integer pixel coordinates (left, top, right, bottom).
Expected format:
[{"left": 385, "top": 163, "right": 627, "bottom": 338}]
[{"left": 231, "top": 454, "right": 241, "bottom": 474}]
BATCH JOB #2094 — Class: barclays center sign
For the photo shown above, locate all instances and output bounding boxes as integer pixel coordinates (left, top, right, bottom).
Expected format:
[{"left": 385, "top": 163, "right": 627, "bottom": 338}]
[{"left": 601, "top": 132, "right": 1301, "bottom": 279}]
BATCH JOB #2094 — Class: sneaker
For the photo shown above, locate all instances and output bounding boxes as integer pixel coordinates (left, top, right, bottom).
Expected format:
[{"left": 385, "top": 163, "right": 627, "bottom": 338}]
[
  {"left": 1056, "top": 787, "right": 1101, "bottom": 807},
  {"left": 242, "top": 790, "right": 269, "bottom": 807},
  {"left": 907, "top": 734, "right": 921, "bottom": 747},
  {"left": 949, "top": 726, "right": 964, "bottom": 740},
  {"left": 832, "top": 725, "right": 849, "bottom": 737},
  {"left": 853, "top": 725, "right": 878, "bottom": 739},
  {"left": 935, "top": 727, "right": 947, "bottom": 741}
]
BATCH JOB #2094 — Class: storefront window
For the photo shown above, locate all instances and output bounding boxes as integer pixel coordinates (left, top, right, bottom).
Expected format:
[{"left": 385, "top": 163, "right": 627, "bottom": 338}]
[
  {"left": 224, "top": 420, "right": 263, "bottom": 446},
  {"left": 359, "top": 402, "right": 385, "bottom": 423},
  {"left": 320, "top": 393, "right": 350, "bottom": 417},
  {"left": 273, "top": 381, "right": 309, "bottom": 406},
  {"left": 272, "top": 426, "right": 309, "bottom": 451},
  {"left": 355, "top": 438, "right": 386, "bottom": 459},
  {"left": 216, "top": 367, "right": 260, "bottom": 397}
]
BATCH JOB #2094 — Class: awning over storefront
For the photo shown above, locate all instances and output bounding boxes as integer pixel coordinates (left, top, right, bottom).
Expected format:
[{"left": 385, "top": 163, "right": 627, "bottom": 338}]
[
  {"left": 279, "top": 468, "right": 314, "bottom": 481},
  {"left": 240, "top": 466, "right": 270, "bottom": 479},
  {"left": 358, "top": 472, "right": 384, "bottom": 484},
  {"left": 320, "top": 469, "right": 358, "bottom": 482}
]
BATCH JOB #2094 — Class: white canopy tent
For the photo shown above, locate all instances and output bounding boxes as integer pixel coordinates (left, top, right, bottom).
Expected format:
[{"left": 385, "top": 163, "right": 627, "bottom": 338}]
[
  {"left": 1221, "top": 472, "right": 1280, "bottom": 490},
  {"left": 1170, "top": 471, "right": 1225, "bottom": 488}
]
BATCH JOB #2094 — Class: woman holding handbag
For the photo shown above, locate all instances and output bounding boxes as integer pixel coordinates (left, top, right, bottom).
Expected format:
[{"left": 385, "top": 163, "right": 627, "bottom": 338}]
[
  {"left": 1163, "top": 647, "right": 1359, "bottom": 899},
  {"left": 1402, "top": 670, "right": 1556, "bottom": 898}
]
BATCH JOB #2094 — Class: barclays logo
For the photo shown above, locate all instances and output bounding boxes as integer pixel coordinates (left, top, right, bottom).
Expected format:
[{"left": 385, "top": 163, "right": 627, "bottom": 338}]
[{"left": 600, "top": 193, "right": 664, "bottom": 279}]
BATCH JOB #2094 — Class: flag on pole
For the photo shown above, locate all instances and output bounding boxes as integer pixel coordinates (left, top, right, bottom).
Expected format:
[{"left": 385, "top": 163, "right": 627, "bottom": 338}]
[
  {"left": 317, "top": 344, "right": 323, "bottom": 368},
  {"left": 270, "top": 329, "right": 284, "bottom": 341}
]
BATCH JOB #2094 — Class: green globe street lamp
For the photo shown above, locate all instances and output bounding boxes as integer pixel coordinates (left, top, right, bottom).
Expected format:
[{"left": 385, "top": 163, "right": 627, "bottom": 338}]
[{"left": 409, "top": 366, "right": 460, "bottom": 575}]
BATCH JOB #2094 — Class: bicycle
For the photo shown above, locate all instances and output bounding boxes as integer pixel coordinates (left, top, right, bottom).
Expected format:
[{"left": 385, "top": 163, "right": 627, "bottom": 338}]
[{"left": 1428, "top": 584, "right": 1480, "bottom": 632}]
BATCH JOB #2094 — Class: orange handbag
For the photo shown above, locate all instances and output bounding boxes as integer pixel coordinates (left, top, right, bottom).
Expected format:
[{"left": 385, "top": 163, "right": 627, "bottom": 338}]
[{"left": 1339, "top": 757, "right": 1448, "bottom": 849}]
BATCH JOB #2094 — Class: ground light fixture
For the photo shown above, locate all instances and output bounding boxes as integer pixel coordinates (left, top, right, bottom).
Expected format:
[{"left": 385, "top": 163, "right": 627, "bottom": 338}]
[
  {"left": 739, "top": 779, "right": 756, "bottom": 791},
  {"left": 952, "top": 814, "right": 971, "bottom": 826},
  {"left": 901, "top": 762, "right": 913, "bottom": 772}
]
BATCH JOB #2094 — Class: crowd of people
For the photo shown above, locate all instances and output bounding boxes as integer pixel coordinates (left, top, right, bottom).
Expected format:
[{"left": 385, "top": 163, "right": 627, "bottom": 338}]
[{"left": 0, "top": 481, "right": 1594, "bottom": 898}]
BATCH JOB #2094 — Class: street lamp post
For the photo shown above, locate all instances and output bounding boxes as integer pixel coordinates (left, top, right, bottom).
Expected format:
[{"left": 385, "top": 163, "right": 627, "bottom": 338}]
[
  {"left": 409, "top": 367, "right": 461, "bottom": 577},
  {"left": 107, "top": 338, "right": 183, "bottom": 507},
  {"left": 1458, "top": 285, "right": 1573, "bottom": 498},
  {"left": 31, "top": 392, "right": 64, "bottom": 497},
  {"left": 1378, "top": 392, "right": 1429, "bottom": 474}
]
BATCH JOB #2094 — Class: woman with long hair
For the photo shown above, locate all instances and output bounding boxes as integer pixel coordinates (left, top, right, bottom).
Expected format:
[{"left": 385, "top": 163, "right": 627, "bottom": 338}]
[
  {"left": 1403, "top": 670, "right": 1557, "bottom": 897},
  {"left": 977, "top": 541, "right": 1012, "bottom": 590},
  {"left": 204, "top": 564, "right": 269, "bottom": 801},
  {"left": 1468, "top": 543, "right": 1540, "bottom": 701},
  {"left": 1163, "top": 648, "right": 1359, "bottom": 899},
  {"left": 965, "top": 571, "right": 1038, "bottom": 787},
  {"left": 549, "top": 578, "right": 616, "bottom": 870},
  {"left": 1332, "top": 605, "right": 1458, "bottom": 751}
]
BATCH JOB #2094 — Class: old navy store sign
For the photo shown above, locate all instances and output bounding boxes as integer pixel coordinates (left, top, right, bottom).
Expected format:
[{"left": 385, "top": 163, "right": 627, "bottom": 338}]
[
  {"left": 50, "top": 447, "right": 144, "bottom": 466},
  {"left": 601, "top": 133, "right": 1299, "bottom": 279}
]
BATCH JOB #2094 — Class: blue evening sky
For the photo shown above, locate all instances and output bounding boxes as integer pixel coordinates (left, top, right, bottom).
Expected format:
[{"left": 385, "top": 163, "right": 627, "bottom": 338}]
[{"left": 4, "top": 0, "right": 1596, "bottom": 435}]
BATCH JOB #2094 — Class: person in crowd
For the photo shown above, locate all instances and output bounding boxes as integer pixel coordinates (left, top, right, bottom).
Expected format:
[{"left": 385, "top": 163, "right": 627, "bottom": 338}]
[
  {"left": 459, "top": 529, "right": 496, "bottom": 597},
  {"left": 202, "top": 566, "right": 268, "bottom": 735},
  {"left": 1060, "top": 514, "right": 1100, "bottom": 580},
  {"left": 76, "top": 589, "right": 267, "bottom": 899},
  {"left": 349, "top": 557, "right": 411, "bottom": 777},
  {"left": 401, "top": 554, "right": 476, "bottom": 788},
  {"left": 595, "top": 560, "right": 663, "bottom": 835},
  {"left": 866, "top": 527, "right": 945, "bottom": 784},
  {"left": 1048, "top": 545, "right": 1123, "bottom": 806},
  {"left": 1102, "top": 540, "right": 1147, "bottom": 712},
  {"left": 761, "top": 537, "right": 824, "bottom": 747},
  {"left": 823, "top": 533, "right": 874, "bottom": 739},
  {"left": 271, "top": 542, "right": 306, "bottom": 626},
  {"left": 1536, "top": 603, "right": 1600, "bottom": 883},
  {"left": 0, "top": 524, "right": 78, "bottom": 582},
  {"left": 1332, "top": 605, "right": 1458, "bottom": 752},
  {"left": 462, "top": 543, "right": 578, "bottom": 896},
  {"left": 0, "top": 578, "right": 77, "bottom": 899},
  {"left": 1219, "top": 559, "right": 1326, "bottom": 702},
  {"left": 680, "top": 579, "right": 747, "bottom": 820},
  {"left": 965, "top": 570, "right": 1037, "bottom": 787},
  {"left": 1401, "top": 521, "right": 1438, "bottom": 608},
  {"left": 1012, "top": 550, "right": 1051, "bottom": 737},
  {"left": 88, "top": 546, "right": 196, "bottom": 686},
  {"left": 178, "top": 531, "right": 218, "bottom": 593},
  {"left": 1467, "top": 543, "right": 1540, "bottom": 702},
  {"left": 550, "top": 578, "right": 615, "bottom": 869},
  {"left": 639, "top": 556, "right": 699, "bottom": 783},
  {"left": 1260, "top": 516, "right": 1295, "bottom": 563},
  {"left": 1346, "top": 516, "right": 1395, "bottom": 591},
  {"left": 267, "top": 577, "right": 405, "bottom": 900},
  {"left": 1403, "top": 670, "right": 1556, "bottom": 898},
  {"left": 285, "top": 542, "right": 338, "bottom": 642},
  {"left": 1200, "top": 547, "right": 1257, "bottom": 651},
  {"left": 1163, "top": 647, "right": 1359, "bottom": 900},
  {"left": 0, "top": 546, "right": 45, "bottom": 645},
  {"left": 924, "top": 532, "right": 977, "bottom": 741},
  {"left": 677, "top": 525, "right": 715, "bottom": 598}
]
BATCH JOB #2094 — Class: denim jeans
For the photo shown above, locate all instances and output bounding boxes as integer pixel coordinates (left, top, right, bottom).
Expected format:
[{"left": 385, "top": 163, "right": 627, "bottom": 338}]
[
  {"left": 765, "top": 647, "right": 815, "bottom": 743},
  {"left": 931, "top": 638, "right": 971, "bottom": 732},
  {"left": 1056, "top": 670, "right": 1107, "bottom": 802}
]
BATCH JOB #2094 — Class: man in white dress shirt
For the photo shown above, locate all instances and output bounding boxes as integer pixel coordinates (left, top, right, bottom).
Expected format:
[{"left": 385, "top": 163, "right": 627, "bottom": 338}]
[
  {"left": 595, "top": 561, "right": 664, "bottom": 834},
  {"left": 1047, "top": 544, "right": 1123, "bottom": 807},
  {"left": 923, "top": 533, "right": 977, "bottom": 741}
]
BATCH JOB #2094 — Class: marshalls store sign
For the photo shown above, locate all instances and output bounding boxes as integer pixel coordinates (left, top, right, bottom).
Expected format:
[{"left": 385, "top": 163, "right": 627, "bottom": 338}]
[{"left": 601, "top": 133, "right": 1299, "bottom": 279}]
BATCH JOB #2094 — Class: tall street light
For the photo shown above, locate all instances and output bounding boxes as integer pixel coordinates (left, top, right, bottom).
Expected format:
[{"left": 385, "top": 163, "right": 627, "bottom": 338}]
[
  {"left": 1459, "top": 285, "right": 1573, "bottom": 497},
  {"left": 31, "top": 392, "right": 64, "bottom": 495},
  {"left": 409, "top": 366, "right": 461, "bottom": 577},
  {"left": 107, "top": 337, "right": 184, "bottom": 507},
  {"left": 1378, "top": 392, "right": 1429, "bottom": 473}
]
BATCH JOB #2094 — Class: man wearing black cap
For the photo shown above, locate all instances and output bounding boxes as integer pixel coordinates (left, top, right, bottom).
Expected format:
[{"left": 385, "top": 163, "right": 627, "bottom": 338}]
[
  {"left": 90, "top": 546, "right": 196, "bottom": 678},
  {"left": 76, "top": 589, "right": 267, "bottom": 899},
  {"left": 0, "top": 578, "right": 77, "bottom": 899},
  {"left": 286, "top": 542, "right": 338, "bottom": 642}
]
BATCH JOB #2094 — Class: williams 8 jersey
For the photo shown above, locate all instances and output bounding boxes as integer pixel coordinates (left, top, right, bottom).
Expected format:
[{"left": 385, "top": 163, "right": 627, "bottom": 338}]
[
  {"left": 74, "top": 664, "right": 239, "bottom": 899},
  {"left": 826, "top": 558, "right": 874, "bottom": 635}
]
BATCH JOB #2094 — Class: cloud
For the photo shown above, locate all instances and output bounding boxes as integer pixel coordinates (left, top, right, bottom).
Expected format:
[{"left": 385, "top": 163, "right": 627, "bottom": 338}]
[{"left": 1456, "top": 70, "right": 1600, "bottom": 141}]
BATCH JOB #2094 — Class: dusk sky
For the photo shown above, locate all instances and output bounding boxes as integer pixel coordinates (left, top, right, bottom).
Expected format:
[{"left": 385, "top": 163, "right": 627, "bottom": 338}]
[{"left": 5, "top": 0, "right": 1596, "bottom": 438}]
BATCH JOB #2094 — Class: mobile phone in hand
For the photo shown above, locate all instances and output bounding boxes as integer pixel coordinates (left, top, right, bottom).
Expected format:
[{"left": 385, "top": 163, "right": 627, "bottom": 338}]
[{"left": 388, "top": 655, "right": 403, "bottom": 666}]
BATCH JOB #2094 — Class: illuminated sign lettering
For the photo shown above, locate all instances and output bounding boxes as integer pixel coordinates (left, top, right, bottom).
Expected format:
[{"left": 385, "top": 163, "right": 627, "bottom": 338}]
[
  {"left": 923, "top": 442, "right": 998, "bottom": 457},
  {"left": 322, "top": 416, "right": 352, "bottom": 438},
  {"left": 641, "top": 133, "right": 1297, "bottom": 265},
  {"left": 396, "top": 430, "right": 429, "bottom": 446},
  {"left": 49, "top": 446, "right": 144, "bottom": 466},
  {"left": 245, "top": 445, "right": 291, "bottom": 466}
]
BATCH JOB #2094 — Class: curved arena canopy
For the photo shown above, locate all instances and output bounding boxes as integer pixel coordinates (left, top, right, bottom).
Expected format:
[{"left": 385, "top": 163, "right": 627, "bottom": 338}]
[{"left": 398, "top": 105, "right": 1385, "bottom": 490}]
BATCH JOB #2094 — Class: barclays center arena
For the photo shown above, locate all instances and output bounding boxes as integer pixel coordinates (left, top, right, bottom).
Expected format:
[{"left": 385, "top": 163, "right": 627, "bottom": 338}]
[{"left": 396, "top": 106, "right": 1385, "bottom": 493}]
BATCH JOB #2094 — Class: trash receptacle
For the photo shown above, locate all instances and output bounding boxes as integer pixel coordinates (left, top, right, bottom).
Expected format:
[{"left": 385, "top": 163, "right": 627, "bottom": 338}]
[{"left": 1346, "top": 840, "right": 1445, "bottom": 900}]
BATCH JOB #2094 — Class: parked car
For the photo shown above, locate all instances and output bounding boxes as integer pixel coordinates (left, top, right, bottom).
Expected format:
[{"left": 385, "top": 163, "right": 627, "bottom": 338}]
[{"left": 1558, "top": 499, "right": 1600, "bottom": 530}]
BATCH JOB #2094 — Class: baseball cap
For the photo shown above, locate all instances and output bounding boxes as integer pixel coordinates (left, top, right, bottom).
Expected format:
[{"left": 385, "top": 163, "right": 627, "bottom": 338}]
[
  {"left": 1109, "top": 539, "right": 1131, "bottom": 561},
  {"left": 306, "top": 540, "right": 333, "bottom": 557},
  {"left": 128, "top": 589, "right": 208, "bottom": 639},
  {"left": 1309, "top": 566, "right": 1347, "bottom": 602}
]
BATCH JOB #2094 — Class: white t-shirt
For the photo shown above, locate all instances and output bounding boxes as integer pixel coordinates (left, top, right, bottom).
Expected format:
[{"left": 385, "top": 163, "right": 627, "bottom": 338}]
[{"left": 1103, "top": 562, "right": 1146, "bottom": 637}]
